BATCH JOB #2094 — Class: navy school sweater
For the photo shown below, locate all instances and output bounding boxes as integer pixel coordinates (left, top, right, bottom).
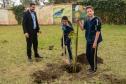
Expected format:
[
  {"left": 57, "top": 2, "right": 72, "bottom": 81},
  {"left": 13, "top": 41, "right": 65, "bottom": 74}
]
[
  {"left": 84, "top": 16, "right": 103, "bottom": 44},
  {"left": 61, "top": 21, "right": 74, "bottom": 45}
]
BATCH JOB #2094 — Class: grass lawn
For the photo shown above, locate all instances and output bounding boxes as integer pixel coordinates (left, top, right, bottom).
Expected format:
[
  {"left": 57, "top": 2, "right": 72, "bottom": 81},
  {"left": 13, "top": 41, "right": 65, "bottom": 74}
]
[{"left": 0, "top": 25, "right": 126, "bottom": 84}]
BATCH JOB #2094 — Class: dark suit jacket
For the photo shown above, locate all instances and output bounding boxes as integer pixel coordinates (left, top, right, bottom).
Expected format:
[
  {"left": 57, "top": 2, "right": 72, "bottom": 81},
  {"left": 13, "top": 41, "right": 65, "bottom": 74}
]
[{"left": 22, "top": 10, "right": 40, "bottom": 34}]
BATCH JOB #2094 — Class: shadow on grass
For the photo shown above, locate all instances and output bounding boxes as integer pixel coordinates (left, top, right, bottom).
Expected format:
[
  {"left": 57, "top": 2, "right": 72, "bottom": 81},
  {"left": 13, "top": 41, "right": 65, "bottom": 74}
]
[{"left": 77, "top": 53, "right": 103, "bottom": 65}]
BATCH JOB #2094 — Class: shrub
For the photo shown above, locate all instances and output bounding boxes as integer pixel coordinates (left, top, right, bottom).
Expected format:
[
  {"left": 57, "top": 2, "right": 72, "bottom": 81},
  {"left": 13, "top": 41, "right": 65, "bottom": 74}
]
[
  {"left": 12, "top": 5, "right": 25, "bottom": 24},
  {"left": 83, "top": 0, "right": 126, "bottom": 24}
]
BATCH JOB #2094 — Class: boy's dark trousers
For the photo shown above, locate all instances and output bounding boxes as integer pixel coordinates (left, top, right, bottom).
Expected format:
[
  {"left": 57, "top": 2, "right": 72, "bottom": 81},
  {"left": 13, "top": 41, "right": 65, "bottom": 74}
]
[
  {"left": 26, "top": 30, "right": 39, "bottom": 59},
  {"left": 86, "top": 43, "right": 98, "bottom": 71},
  {"left": 61, "top": 37, "right": 73, "bottom": 60}
]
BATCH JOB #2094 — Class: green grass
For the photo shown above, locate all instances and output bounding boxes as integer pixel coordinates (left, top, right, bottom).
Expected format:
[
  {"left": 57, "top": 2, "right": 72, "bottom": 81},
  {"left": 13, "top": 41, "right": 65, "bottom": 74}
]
[{"left": 0, "top": 25, "right": 126, "bottom": 84}]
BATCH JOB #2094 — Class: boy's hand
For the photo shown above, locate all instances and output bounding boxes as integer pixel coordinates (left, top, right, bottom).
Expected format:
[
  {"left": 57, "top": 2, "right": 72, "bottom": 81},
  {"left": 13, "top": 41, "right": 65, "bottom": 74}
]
[
  {"left": 66, "top": 22, "right": 69, "bottom": 26},
  {"left": 80, "top": 27, "right": 84, "bottom": 31},
  {"left": 93, "top": 42, "right": 97, "bottom": 48},
  {"left": 76, "top": 19, "right": 84, "bottom": 31},
  {"left": 25, "top": 33, "right": 29, "bottom": 38}
]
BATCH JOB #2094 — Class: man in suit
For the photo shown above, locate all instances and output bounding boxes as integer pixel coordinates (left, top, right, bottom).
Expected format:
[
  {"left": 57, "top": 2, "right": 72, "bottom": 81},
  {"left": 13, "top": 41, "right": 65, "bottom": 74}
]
[{"left": 22, "top": 3, "right": 42, "bottom": 62}]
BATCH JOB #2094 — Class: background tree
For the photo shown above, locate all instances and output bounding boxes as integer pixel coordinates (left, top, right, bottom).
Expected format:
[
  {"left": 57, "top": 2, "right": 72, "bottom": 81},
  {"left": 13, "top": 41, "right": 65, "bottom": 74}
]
[
  {"left": 83, "top": 0, "right": 126, "bottom": 24},
  {"left": 2, "top": 0, "right": 11, "bottom": 8},
  {"left": 21, "top": 0, "right": 34, "bottom": 6},
  {"left": 12, "top": 5, "right": 25, "bottom": 24}
]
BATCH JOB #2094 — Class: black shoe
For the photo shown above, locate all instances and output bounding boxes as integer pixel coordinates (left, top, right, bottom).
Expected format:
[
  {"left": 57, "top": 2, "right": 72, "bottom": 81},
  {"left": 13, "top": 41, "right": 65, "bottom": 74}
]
[
  {"left": 35, "top": 55, "right": 43, "bottom": 62},
  {"left": 89, "top": 70, "right": 96, "bottom": 74},
  {"left": 28, "top": 58, "right": 33, "bottom": 62},
  {"left": 35, "top": 55, "right": 43, "bottom": 59},
  {"left": 61, "top": 53, "right": 64, "bottom": 56},
  {"left": 88, "top": 68, "right": 93, "bottom": 72},
  {"left": 87, "top": 68, "right": 97, "bottom": 74},
  {"left": 61, "top": 53, "right": 66, "bottom": 56}
]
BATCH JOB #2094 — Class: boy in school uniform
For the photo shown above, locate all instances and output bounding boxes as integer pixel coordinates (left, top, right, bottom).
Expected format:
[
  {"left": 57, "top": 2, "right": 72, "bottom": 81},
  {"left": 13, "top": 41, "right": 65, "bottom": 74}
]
[
  {"left": 78, "top": 6, "right": 103, "bottom": 73},
  {"left": 61, "top": 16, "right": 74, "bottom": 64}
]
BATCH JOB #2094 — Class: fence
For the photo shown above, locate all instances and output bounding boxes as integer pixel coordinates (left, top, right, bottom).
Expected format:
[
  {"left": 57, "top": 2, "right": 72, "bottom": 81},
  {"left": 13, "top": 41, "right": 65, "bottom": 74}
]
[
  {"left": 0, "top": 9, "right": 18, "bottom": 25},
  {"left": 0, "top": 4, "right": 73, "bottom": 25}
]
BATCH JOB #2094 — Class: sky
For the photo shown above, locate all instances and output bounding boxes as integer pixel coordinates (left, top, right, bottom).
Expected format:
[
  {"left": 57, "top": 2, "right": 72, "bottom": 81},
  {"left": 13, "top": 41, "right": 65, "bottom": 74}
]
[
  {"left": 13, "top": 0, "right": 49, "bottom": 6},
  {"left": 0, "top": 0, "right": 21, "bottom": 5},
  {"left": 12, "top": 0, "right": 22, "bottom": 6}
]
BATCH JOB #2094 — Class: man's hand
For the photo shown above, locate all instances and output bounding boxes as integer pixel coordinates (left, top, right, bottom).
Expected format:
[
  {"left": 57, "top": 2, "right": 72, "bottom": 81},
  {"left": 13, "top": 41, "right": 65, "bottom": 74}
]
[
  {"left": 25, "top": 33, "right": 29, "bottom": 38},
  {"left": 37, "top": 31, "right": 41, "bottom": 36},
  {"left": 66, "top": 22, "right": 70, "bottom": 26},
  {"left": 93, "top": 42, "right": 97, "bottom": 48},
  {"left": 39, "top": 31, "right": 42, "bottom": 34}
]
